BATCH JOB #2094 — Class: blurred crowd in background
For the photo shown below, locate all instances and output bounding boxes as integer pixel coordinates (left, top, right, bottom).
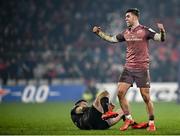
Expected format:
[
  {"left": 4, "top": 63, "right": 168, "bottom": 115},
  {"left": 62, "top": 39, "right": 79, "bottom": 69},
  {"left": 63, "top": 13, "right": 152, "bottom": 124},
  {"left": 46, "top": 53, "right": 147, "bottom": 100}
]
[{"left": 0, "top": 0, "right": 179, "bottom": 85}]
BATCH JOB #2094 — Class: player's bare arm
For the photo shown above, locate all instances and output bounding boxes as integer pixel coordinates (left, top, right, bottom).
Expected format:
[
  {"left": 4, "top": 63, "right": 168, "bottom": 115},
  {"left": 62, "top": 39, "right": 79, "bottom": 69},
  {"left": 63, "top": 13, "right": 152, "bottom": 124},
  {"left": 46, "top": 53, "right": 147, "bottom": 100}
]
[
  {"left": 92, "top": 26, "right": 119, "bottom": 43},
  {"left": 154, "top": 23, "right": 166, "bottom": 42},
  {"left": 106, "top": 109, "right": 124, "bottom": 126}
]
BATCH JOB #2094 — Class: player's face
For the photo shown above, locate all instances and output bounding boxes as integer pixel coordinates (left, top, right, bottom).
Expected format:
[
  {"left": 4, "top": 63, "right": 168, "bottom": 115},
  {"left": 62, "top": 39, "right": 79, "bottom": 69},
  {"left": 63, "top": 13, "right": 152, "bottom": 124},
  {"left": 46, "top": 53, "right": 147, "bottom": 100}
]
[
  {"left": 125, "top": 12, "right": 136, "bottom": 27},
  {"left": 78, "top": 101, "right": 88, "bottom": 108},
  {"left": 75, "top": 101, "right": 88, "bottom": 114}
]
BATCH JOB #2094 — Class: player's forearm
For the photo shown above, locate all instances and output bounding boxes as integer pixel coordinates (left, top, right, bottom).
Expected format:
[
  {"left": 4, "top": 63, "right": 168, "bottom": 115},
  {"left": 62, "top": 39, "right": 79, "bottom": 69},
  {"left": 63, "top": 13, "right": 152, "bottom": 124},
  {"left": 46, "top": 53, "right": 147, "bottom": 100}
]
[
  {"left": 154, "top": 30, "right": 166, "bottom": 42},
  {"left": 97, "top": 31, "right": 118, "bottom": 43}
]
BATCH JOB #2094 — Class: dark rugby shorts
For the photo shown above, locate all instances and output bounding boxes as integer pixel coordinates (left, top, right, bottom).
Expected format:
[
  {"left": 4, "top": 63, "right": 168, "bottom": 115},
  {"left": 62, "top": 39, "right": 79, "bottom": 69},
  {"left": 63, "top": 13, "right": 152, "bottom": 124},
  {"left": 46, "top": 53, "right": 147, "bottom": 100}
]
[{"left": 119, "top": 68, "right": 151, "bottom": 88}]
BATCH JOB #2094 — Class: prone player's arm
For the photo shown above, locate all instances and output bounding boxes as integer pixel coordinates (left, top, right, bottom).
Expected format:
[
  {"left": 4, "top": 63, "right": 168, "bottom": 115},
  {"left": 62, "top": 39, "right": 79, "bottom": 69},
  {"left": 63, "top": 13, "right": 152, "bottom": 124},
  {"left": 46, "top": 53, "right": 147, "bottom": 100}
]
[
  {"left": 106, "top": 109, "right": 124, "bottom": 126},
  {"left": 92, "top": 26, "right": 119, "bottom": 43},
  {"left": 153, "top": 23, "right": 166, "bottom": 42}
]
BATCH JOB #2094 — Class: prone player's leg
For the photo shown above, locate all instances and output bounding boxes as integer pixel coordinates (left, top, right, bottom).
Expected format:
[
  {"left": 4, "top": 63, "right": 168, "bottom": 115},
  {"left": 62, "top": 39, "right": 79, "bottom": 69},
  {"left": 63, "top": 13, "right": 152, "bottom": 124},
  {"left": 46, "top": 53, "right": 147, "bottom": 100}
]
[{"left": 92, "top": 90, "right": 118, "bottom": 120}]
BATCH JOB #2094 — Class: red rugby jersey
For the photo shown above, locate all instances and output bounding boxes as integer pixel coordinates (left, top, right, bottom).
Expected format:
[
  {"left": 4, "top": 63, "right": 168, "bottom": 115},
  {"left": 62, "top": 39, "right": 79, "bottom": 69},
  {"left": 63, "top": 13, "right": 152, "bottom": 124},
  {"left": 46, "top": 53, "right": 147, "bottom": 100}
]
[{"left": 116, "top": 25, "right": 156, "bottom": 70}]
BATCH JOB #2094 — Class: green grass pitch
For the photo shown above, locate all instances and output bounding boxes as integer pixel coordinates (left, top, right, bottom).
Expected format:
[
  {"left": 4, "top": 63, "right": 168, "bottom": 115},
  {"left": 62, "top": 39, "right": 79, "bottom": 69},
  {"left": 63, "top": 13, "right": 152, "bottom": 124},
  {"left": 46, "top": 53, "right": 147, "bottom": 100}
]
[{"left": 0, "top": 102, "right": 180, "bottom": 135}]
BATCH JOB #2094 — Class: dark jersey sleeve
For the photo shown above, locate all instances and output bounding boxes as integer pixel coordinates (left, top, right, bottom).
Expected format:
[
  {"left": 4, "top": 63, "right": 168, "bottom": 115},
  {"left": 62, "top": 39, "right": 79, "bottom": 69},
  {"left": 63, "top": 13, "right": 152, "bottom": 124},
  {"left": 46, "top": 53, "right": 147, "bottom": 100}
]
[
  {"left": 116, "top": 33, "right": 125, "bottom": 42},
  {"left": 145, "top": 27, "right": 156, "bottom": 40},
  {"left": 70, "top": 107, "right": 92, "bottom": 130},
  {"left": 71, "top": 106, "right": 82, "bottom": 128}
]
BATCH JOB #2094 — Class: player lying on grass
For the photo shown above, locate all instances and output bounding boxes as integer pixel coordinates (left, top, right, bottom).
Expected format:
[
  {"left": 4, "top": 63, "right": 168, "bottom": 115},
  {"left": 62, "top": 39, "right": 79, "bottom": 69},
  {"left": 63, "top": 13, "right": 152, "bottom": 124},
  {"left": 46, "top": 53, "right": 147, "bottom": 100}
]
[
  {"left": 71, "top": 90, "right": 150, "bottom": 130},
  {"left": 71, "top": 90, "right": 124, "bottom": 130}
]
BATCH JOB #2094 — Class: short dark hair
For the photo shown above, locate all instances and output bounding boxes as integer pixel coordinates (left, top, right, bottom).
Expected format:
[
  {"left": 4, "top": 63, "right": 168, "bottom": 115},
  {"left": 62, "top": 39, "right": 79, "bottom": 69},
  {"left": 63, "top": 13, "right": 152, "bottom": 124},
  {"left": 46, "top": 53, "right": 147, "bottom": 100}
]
[
  {"left": 126, "top": 8, "right": 140, "bottom": 17},
  {"left": 74, "top": 99, "right": 87, "bottom": 106}
]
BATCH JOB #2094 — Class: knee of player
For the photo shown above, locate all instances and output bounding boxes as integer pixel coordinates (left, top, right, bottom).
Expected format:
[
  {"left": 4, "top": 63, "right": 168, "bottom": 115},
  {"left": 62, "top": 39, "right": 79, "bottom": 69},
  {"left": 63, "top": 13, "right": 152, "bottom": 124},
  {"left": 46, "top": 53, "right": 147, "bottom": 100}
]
[
  {"left": 143, "top": 96, "right": 151, "bottom": 103},
  {"left": 102, "top": 90, "right": 109, "bottom": 97},
  {"left": 98, "top": 90, "right": 109, "bottom": 99}
]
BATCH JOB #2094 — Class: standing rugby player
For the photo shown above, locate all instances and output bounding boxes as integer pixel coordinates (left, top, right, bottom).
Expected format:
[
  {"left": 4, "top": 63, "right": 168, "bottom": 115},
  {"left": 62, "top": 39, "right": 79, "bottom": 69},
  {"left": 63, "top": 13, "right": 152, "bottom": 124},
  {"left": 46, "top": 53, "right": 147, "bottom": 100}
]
[{"left": 93, "top": 8, "right": 166, "bottom": 131}]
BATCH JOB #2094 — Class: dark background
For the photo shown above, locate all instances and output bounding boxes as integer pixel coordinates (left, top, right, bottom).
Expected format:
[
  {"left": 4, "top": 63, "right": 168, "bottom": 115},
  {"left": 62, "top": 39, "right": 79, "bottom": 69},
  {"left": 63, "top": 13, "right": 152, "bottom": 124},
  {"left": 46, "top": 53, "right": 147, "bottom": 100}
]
[{"left": 0, "top": 0, "right": 179, "bottom": 85}]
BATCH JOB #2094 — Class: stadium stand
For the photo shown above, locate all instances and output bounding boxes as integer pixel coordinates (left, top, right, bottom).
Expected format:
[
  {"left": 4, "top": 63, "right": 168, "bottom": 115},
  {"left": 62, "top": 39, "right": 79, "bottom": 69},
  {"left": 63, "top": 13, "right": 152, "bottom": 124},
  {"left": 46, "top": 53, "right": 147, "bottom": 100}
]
[{"left": 0, "top": 0, "right": 179, "bottom": 85}]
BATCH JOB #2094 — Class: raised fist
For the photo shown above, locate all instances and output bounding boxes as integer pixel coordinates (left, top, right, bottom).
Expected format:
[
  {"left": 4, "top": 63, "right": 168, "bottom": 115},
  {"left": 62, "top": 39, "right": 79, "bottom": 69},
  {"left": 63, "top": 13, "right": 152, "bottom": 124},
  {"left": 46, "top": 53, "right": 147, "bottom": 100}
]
[
  {"left": 92, "top": 26, "right": 101, "bottom": 33},
  {"left": 157, "top": 23, "right": 165, "bottom": 32}
]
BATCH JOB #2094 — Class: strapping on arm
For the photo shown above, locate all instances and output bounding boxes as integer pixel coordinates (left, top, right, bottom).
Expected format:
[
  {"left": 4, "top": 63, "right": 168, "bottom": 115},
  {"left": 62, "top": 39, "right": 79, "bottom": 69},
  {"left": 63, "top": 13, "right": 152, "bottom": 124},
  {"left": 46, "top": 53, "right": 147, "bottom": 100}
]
[
  {"left": 154, "top": 30, "right": 166, "bottom": 42},
  {"left": 97, "top": 31, "right": 119, "bottom": 43}
]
